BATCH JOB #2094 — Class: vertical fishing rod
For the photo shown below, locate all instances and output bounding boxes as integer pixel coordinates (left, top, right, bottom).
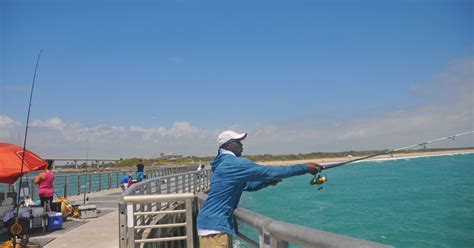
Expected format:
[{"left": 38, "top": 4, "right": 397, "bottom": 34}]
[
  {"left": 310, "top": 131, "right": 474, "bottom": 186},
  {"left": 16, "top": 50, "right": 43, "bottom": 207},
  {"left": 11, "top": 50, "right": 43, "bottom": 248}
]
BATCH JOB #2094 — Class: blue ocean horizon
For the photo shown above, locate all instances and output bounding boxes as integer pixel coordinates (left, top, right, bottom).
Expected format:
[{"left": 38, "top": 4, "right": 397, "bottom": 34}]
[{"left": 240, "top": 153, "right": 474, "bottom": 248}]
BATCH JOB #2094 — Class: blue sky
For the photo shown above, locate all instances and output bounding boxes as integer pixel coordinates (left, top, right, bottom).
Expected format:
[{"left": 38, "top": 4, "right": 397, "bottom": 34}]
[{"left": 1, "top": 0, "right": 473, "bottom": 158}]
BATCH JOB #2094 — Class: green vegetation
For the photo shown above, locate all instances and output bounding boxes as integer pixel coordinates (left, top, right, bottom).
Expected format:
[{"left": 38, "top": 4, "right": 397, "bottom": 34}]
[
  {"left": 102, "top": 156, "right": 214, "bottom": 168},
  {"left": 113, "top": 158, "right": 143, "bottom": 167}
]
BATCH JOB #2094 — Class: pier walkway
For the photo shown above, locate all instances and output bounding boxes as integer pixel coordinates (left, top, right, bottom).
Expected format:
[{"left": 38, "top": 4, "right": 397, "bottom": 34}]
[{"left": 37, "top": 189, "right": 122, "bottom": 248}]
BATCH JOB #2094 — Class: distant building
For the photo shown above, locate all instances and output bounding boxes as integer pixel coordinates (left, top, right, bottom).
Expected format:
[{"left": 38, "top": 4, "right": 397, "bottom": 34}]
[{"left": 160, "top": 153, "right": 183, "bottom": 161}]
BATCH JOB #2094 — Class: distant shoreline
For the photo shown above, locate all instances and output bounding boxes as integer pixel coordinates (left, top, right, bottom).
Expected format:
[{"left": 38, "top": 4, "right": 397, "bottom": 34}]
[
  {"left": 257, "top": 148, "right": 474, "bottom": 166},
  {"left": 52, "top": 148, "right": 473, "bottom": 172}
]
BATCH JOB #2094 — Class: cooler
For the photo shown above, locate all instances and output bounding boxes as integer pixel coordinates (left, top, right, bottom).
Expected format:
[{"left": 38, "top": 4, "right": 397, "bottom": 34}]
[
  {"left": 47, "top": 212, "right": 62, "bottom": 231},
  {"left": 78, "top": 205, "right": 97, "bottom": 219}
]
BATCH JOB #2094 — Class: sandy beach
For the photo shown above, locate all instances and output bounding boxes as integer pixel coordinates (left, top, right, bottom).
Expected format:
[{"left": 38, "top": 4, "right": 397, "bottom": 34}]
[{"left": 257, "top": 148, "right": 474, "bottom": 166}]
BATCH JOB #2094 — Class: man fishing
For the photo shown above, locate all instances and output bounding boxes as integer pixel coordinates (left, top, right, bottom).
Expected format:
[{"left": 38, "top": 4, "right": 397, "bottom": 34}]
[
  {"left": 136, "top": 159, "right": 146, "bottom": 182},
  {"left": 120, "top": 172, "right": 133, "bottom": 190},
  {"left": 197, "top": 130, "right": 321, "bottom": 247}
]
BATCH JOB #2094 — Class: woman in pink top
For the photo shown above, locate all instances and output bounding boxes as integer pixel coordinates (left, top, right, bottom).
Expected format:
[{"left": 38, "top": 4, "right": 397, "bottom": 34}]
[{"left": 34, "top": 159, "right": 55, "bottom": 208}]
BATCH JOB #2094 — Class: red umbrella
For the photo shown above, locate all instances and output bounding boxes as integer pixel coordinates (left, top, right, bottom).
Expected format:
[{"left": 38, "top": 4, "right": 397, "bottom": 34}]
[{"left": 0, "top": 143, "right": 47, "bottom": 184}]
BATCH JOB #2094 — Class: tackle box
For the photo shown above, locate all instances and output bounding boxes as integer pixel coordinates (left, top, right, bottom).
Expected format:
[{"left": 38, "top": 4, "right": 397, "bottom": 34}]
[{"left": 78, "top": 204, "right": 97, "bottom": 219}]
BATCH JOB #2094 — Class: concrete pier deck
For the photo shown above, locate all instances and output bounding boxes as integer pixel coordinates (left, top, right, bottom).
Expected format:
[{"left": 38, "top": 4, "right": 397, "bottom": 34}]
[{"left": 37, "top": 189, "right": 122, "bottom": 248}]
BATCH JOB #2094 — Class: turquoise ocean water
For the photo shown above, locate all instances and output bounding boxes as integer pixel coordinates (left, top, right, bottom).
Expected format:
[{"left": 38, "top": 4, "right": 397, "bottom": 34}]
[{"left": 239, "top": 153, "right": 474, "bottom": 248}]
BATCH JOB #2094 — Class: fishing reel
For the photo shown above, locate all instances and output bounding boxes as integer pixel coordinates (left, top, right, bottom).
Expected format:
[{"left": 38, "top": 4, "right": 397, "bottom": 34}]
[{"left": 310, "top": 174, "right": 327, "bottom": 190}]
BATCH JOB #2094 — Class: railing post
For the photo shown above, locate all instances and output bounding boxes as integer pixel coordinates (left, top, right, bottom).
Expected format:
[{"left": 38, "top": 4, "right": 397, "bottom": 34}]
[
  {"left": 183, "top": 174, "right": 187, "bottom": 192},
  {"left": 130, "top": 188, "right": 139, "bottom": 246},
  {"left": 108, "top": 173, "right": 111, "bottom": 190},
  {"left": 65, "top": 176, "right": 69, "bottom": 197},
  {"left": 260, "top": 230, "right": 267, "bottom": 248},
  {"left": 270, "top": 236, "right": 289, "bottom": 248},
  {"left": 167, "top": 176, "right": 171, "bottom": 194},
  {"left": 118, "top": 199, "right": 129, "bottom": 248},
  {"left": 116, "top": 172, "right": 120, "bottom": 188},
  {"left": 89, "top": 175, "right": 92, "bottom": 193},
  {"left": 185, "top": 198, "right": 194, "bottom": 248},
  {"left": 174, "top": 176, "right": 181, "bottom": 193},
  {"left": 99, "top": 174, "right": 102, "bottom": 191},
  {"left": 188, "top": 174, "right": 192, "bottom": 192},
  {"left": 77, "top": 175, "right": 81, "bottom": 195},
  {"left": 146, "top": 183, "right": 152, "bottom": 215},
  {"left": 184, "top": 174, "right": 187, "bottom": 192},
  {"left": 30, "top": 179, "right": 35, "bottom": 201},
  {"left": 157, "top": 180, "right": 162, "bottom": 212},
  {"left": 193, "top": 173, "right": 197, "bottom": 193},
  {"left": 128, "top": 201, "right": 136, "bottom": 248}
]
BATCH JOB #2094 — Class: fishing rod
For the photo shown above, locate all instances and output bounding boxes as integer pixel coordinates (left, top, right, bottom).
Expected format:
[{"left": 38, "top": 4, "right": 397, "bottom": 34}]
[
  {"left": 310, "top": 130, "right": 474, "bottom": 187},
  {"left": 11, "top": 50, "right": 43, "bottom": 246},
  {"left": 17, "top": 49, "right": 43, "bottom": 207}
]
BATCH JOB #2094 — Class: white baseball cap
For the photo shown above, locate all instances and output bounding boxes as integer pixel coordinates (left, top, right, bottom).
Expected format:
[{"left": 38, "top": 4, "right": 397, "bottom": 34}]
[{"left": 217, "top": 130, "right": 247, "bottom": 147}]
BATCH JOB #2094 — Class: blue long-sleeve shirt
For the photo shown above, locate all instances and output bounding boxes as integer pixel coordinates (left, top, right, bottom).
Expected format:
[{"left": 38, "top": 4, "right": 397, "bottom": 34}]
[
  {"left": 119, "top": 174, "right": 131, "bottom": 184},
  {"left": 196, "top": 153, "right": 309, "bottom": 235}
]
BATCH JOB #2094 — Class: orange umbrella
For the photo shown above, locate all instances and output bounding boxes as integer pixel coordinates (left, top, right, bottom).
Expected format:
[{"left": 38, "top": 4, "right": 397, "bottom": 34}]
[{"left": 0, "top": 143, "right": 47, "bottom": 184}]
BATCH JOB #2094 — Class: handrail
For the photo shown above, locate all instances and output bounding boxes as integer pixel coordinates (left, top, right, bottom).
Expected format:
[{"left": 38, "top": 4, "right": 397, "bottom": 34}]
[
  {"left": 119, "top": 169, "right": 392, "bottom": 248},
  {"left": 234, "top": 207, "right": 391, "bottom": 248},
  {"left": 196, "top": 190, "right": 392, "bottom": 248},
  {"left": 22, "top": 165, "right": 198, "bottom": 201},
  {"left": 123, "top": 193, "right": 195, "bottom": 203},
  {"left": 121, "top": 193, "right": 196, "bottom": 247},
  {"left": 118, "top": 169, "right": 211, "bottom": 248}
]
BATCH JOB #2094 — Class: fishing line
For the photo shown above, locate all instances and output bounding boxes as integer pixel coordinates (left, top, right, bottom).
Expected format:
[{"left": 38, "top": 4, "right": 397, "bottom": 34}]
[
  {"left": 310, "top": 131, "right": 474, "bottom": 187},
  {"left": 9, "top": 128, "right": 15, "bottom": 144},
  {"left": 16, "top": 128, "right": 22, "bottom": 146}
]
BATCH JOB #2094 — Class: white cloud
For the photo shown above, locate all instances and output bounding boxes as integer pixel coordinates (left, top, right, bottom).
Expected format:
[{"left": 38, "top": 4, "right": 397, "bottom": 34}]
[
  {"left": 0, "top": 58, "right": 472, "bottom": 158},
  {"left": 31, "top": 117, "right": 65, "bottom": 129},
  {"left": 0, "top": 115, "right": 22, "bottom": 144},
  {"left": 0, "top": 118, "right": 217, "bottom": 158},
  {"left": 168, "top": 122, "right": 201, "bottom": 137},
  {"left": 0, "top": 115, "right": 20, "bottom": 127}
]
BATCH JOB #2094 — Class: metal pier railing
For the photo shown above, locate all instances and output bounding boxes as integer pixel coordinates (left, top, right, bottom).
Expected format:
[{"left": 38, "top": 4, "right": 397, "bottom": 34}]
[
  {"left": 119, "top": 169, "right": 392, "bottom": 248},
  {"left": 118, "top": 169, "right": 211, "bottom": 248},
  {"left": 123, "top": 193, "right": 195, "bottom": 247},
  {"left": 20, "top": 165, "right": 197, "bottom": 201},
  {"left": 196, "top": 193, "right": 392, "bottom": 248}
]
